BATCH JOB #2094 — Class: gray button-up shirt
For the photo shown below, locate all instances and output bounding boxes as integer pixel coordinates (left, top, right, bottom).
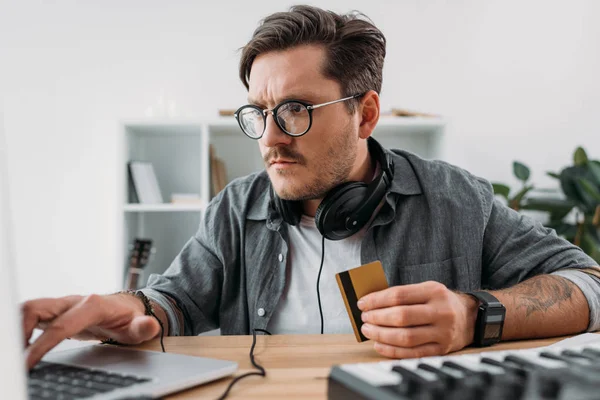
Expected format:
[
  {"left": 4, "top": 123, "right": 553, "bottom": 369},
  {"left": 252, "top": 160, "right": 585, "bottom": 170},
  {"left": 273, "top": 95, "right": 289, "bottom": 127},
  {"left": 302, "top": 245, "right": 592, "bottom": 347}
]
[{"left": 142, "top": 149, "right": 600, "bottom": 336}]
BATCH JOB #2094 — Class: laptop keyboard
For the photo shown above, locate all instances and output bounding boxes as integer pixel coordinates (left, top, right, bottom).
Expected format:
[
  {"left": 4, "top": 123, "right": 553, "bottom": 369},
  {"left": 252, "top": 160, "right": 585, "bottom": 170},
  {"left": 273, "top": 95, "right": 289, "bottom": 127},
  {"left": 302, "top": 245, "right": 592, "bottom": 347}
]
[{"left": 28, "top": 361, "right": 152, "bottom": 399}]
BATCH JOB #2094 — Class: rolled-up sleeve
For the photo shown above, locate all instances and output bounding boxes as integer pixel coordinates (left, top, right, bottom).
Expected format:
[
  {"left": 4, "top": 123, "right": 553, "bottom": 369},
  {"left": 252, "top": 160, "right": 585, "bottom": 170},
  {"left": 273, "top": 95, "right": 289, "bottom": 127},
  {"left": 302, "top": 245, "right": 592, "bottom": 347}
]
[
  {"left": 140, "top": 288, "right": 184, "bottom": 336},
  {"left": 551, "top": 269, "right": 600, "bottom": 331}
]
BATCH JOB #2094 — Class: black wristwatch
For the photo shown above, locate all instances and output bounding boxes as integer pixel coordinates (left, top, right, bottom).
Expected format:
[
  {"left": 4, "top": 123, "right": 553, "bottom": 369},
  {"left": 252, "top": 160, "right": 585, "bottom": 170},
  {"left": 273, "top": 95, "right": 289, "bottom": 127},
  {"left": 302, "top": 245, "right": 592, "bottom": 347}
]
[{"left": 467, "top": 291, "right": 506, "bottom": 347}]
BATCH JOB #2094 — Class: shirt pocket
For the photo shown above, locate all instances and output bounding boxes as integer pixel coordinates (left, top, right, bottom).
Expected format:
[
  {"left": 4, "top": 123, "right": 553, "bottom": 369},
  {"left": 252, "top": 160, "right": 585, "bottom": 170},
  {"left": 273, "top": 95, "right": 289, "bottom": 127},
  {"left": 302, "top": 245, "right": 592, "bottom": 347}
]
[{"left": 394, "top": 256, "right": 473, "bottom": 291}]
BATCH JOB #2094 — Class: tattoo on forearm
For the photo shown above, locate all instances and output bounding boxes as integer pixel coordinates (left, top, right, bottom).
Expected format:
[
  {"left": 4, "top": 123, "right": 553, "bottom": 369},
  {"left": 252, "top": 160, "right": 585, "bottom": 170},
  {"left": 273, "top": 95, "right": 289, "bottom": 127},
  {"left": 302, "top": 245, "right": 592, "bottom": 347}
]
[{"left": 511, "top": 275, "right": 574, "bottom": 317}]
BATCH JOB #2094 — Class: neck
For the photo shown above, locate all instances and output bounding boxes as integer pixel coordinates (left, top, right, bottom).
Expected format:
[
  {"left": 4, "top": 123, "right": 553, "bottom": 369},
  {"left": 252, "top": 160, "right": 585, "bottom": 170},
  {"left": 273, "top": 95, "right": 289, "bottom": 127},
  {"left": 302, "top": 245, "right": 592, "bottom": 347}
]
[{"left": 303, "top": 144, "right": 375, "bottom": 218}]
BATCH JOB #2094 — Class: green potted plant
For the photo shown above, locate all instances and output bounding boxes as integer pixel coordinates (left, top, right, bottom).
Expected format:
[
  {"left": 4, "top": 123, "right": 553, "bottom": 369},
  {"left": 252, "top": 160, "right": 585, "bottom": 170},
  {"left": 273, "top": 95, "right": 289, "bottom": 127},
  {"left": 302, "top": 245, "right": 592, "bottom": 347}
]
[{"left": 492, "top": 147, "right": 600, "bottom": 263}]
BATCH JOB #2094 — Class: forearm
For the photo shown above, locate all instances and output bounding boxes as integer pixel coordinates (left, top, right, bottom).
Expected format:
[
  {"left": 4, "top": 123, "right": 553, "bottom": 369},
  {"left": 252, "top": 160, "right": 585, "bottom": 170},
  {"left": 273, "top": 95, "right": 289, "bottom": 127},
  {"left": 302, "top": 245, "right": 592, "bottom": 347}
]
[{"left": 488, "top": 274, "right": 589, "bottom": 340}]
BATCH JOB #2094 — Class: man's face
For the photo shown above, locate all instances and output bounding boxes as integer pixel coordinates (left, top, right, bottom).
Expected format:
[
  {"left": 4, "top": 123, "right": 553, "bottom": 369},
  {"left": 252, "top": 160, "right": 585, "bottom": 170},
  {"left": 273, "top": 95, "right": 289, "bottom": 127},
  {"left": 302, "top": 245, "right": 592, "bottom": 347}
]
[{"left": 248, "top": 45, "right": 359, "bottom": 201}]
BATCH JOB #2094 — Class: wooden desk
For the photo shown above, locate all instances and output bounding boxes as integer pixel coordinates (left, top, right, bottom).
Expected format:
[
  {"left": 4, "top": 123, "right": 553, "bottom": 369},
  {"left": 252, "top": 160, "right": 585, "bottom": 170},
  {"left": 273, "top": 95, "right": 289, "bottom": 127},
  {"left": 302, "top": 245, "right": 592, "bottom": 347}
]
[{"left": 131, "top": 334, "right": 578, "bottom": 399}]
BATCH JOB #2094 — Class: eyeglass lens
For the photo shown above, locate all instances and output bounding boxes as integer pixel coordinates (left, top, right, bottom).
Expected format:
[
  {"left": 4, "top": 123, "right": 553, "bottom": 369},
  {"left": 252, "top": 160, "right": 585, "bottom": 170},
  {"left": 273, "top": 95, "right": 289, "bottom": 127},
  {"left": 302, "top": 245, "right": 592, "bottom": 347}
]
[{"left": 239, "top": 101, "right": 311, "bottom": 138}]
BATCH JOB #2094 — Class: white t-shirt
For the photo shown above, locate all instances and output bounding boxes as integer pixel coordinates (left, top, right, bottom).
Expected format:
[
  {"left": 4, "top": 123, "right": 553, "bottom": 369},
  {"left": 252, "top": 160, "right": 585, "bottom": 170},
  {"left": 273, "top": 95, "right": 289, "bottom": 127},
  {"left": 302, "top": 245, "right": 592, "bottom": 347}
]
[{"left": 266, "top": 214, "right": 367, "bottom": 334}]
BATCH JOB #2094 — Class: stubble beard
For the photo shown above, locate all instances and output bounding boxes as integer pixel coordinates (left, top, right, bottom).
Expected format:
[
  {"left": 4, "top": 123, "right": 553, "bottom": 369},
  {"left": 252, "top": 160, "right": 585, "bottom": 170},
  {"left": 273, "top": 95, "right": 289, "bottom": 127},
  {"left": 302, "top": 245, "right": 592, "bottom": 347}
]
[{"left": 273, "top": 131, "right": 357, "bottom": 201}]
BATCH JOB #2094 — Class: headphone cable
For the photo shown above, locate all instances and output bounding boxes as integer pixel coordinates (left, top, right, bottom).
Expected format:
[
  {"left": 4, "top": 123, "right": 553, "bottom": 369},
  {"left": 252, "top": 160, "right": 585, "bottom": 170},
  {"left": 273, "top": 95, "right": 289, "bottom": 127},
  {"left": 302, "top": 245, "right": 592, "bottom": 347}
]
[
  {"left": 216, "top": 328, "right": 272, "bottom": 400},
  {"left": 221, "top": 235, "right": 325, "bottom": 398},
  {"left": 316, "top": 235, "right": 326, "bottom": 335}
]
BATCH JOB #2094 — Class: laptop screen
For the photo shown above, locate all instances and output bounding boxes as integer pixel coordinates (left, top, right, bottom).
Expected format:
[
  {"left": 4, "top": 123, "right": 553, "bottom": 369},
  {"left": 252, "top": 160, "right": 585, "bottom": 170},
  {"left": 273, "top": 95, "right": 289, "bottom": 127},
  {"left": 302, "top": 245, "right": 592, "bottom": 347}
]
[{"left": 0, "top": 115, "right": 28, "bottom": 399}]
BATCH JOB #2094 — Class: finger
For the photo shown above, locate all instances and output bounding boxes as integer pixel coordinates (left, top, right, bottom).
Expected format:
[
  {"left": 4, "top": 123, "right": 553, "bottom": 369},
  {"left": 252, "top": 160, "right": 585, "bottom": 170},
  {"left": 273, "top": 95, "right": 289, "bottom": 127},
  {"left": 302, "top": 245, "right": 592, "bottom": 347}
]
[
  {"left": 87, "top": 315, "right": 160, "bottom": 345},
  {"left": 25, "top": 295, "right": 106, "bottom": 369},
  {"left": 373, "top": 341, "right": 443, "bottom": 359},
  {"left": 358, "top": 281, "right": 444, "bottom": 311},
  {"left": 120, "top": 316, "right": 161, "bottom": 343},
  {"left": 361, "top": 323, "right": 438, "bottom": 348},
  {"left": 21, "top": 296, "right": 82, "bottom": 347},
  {"left": 361, "top": 304, "right": 436, "bottom": 327}
]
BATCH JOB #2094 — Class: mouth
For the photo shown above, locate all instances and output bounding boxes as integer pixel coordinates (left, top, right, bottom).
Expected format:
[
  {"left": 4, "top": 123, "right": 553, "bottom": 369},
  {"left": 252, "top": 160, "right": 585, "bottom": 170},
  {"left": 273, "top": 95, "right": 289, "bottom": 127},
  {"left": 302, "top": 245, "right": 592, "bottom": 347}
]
[{"left": 270, "top": 159, "right": 297, "bottom": 167}]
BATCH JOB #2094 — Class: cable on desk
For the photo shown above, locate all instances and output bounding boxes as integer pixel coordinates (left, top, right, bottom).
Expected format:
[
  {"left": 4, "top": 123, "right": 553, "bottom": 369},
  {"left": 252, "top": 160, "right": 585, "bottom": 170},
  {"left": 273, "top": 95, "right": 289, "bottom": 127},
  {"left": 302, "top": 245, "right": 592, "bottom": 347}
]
[{"left": 215, "top": 328, "right": 272, "bottom": 400}]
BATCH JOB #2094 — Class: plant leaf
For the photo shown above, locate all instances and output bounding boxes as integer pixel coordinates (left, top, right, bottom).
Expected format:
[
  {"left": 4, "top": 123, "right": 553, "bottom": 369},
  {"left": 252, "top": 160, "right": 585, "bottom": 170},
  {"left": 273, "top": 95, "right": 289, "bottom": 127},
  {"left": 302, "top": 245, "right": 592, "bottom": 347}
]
[
  {"left": 513, "top": 161, "right": 530, "bottom": 182},
  {"left": 578, "top": 178, "right": 600, "bottom": 202},
  {"left": 547, "top": 172, "right": 560, "bottom": 180},
  {"left": 492, "top": 183, "right": 510, "bottom": 199},
  {"left": 589, "top": 160, "right": 600, "bottom": 184},
  {"left": 574, "top": 147, "right": 588, "bottom": 166},
  {"left": 560, "top": 166, "right": 596, "bottom": 212}
]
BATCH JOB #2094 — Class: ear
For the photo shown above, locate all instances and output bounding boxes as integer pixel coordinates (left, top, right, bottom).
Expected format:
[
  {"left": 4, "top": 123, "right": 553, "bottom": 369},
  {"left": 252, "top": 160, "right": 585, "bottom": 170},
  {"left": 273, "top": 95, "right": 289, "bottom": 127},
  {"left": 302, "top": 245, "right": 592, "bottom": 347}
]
[{"left": 357, "top": 90, "right": 380, "bottom": 140}]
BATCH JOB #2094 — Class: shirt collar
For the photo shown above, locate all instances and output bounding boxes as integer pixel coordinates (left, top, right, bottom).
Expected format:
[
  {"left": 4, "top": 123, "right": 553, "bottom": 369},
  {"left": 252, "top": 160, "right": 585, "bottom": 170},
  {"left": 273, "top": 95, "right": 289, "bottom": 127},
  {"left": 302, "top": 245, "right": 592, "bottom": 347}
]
[{"left": 386, "top": 149, "right": 423, "bottom": 196}]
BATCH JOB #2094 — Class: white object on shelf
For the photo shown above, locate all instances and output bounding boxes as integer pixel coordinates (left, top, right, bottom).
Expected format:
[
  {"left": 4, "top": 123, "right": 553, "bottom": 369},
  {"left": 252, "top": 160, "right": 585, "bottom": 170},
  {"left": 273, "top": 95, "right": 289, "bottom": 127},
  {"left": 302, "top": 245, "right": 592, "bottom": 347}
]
[
  {"left": 129, "top": 161, "right": 164, "bottom": 204},
  {"left": 171, "top": 192, "right": 202, "bottom": 204}
]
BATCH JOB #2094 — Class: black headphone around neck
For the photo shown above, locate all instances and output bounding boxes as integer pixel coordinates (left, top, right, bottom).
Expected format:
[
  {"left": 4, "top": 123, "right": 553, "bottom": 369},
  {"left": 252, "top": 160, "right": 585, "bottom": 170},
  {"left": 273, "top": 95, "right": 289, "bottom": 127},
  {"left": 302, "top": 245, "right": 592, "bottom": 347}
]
[{"left": 270, "top": 137, "right": 394, "bottom": 241}]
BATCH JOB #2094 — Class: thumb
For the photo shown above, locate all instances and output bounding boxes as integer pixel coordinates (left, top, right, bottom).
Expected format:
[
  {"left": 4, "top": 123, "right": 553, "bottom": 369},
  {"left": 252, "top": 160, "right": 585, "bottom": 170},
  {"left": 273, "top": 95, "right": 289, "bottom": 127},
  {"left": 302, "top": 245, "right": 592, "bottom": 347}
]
[{"left": 126, "top": 315, "right": 161, "bottom": 343}]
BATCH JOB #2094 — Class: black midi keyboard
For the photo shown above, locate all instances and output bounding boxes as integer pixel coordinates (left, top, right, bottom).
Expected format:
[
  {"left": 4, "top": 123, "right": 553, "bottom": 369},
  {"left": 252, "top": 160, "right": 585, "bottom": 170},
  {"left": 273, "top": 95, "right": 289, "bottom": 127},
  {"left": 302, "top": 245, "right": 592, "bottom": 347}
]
[{"left": 328, "top": 343, "right": 600, "bottom": 400}]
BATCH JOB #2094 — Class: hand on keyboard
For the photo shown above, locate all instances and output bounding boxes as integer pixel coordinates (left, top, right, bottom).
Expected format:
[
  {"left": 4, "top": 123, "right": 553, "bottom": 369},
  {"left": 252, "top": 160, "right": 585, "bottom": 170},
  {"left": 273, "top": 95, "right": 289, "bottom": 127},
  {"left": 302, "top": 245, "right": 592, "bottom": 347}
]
[
  {"left": 21, "top": 293, "right": 163, "bottom": 370},
  {"left": 357, "top": 281, "right": 478, "bottom": 359}
]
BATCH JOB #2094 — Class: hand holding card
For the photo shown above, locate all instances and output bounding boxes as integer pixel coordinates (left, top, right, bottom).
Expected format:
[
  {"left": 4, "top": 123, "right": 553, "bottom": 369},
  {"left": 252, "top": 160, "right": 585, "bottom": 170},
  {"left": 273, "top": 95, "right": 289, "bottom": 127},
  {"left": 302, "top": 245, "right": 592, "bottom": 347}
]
[{"left": 335, "top": 261, "right": 389, "bottom": 342}]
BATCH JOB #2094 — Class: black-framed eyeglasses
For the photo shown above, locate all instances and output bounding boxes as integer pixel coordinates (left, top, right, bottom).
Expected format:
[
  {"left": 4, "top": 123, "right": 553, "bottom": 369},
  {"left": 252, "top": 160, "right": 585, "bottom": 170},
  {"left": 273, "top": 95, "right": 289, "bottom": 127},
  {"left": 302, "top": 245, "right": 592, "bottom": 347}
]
[{"left": 234, "top": 93, "right": 363, "bottom": 139}]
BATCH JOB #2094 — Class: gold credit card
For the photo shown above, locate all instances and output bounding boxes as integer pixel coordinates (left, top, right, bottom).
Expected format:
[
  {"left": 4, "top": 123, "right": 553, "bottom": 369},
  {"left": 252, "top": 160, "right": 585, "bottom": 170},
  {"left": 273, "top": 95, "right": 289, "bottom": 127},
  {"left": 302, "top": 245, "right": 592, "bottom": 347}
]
[{"left": 336, "top": 261, "right": 389, "bottom": 342}]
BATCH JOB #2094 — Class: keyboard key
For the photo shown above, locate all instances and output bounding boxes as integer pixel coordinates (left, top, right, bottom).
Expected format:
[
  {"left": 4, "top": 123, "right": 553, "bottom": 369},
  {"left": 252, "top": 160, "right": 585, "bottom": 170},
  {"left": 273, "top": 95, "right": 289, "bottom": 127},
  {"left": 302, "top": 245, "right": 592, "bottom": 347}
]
[
  {"left": 540, "top": 351, "right": 595, "bottom": 367},
  {"left": 582, "top": 347, "right": 600, "bottom": 360},
  {"left": 505, "top": 353, "right": 568, "bottom": 370},
  {"left": 561, "top": 349, "right": 597, "bottom": 361},
  {"left": 28, "top": 361, "right": 150, "bottom": 399},
  {"left": 390, "top": 364, "right": 445, "bottom": 399},
  {"left": 481, "top": 357, "right": 528, "bottom": 378}
]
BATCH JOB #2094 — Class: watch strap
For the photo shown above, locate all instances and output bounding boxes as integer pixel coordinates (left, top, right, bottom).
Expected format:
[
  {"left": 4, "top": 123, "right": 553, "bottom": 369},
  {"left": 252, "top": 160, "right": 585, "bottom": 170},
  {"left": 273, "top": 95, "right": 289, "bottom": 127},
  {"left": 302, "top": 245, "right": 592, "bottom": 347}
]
[
  {"left": 469, "top": 291, "right": 503, "bottom": 307},
  {"left": 467, "top": 291, "right": 506, "bottom": 347}
]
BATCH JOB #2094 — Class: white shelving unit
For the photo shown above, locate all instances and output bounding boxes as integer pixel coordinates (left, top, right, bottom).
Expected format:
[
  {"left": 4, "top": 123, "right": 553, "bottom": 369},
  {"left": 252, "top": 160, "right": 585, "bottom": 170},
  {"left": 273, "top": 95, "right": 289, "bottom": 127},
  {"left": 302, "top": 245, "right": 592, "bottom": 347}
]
[{"left": 118, "top": 116, "right": 446, "bottom": 287}]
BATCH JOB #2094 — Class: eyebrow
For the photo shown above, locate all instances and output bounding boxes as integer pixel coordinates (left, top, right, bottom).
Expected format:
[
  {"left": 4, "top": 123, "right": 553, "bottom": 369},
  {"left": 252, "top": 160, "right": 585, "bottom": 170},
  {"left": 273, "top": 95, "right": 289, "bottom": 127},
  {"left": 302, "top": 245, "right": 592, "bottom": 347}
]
[{"left": 247, "top": 93, "right": 320, "bottom": 108}]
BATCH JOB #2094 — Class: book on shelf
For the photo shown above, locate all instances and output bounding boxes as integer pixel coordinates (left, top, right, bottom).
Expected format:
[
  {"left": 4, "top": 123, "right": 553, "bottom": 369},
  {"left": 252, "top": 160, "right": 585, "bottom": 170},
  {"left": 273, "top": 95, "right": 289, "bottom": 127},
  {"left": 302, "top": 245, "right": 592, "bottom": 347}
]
[
  {"left": 209, "top": 145, "right": 228, "bottom": 196},
  {"left": 128, "top": 161, "right": 164, "bottom": 204}
]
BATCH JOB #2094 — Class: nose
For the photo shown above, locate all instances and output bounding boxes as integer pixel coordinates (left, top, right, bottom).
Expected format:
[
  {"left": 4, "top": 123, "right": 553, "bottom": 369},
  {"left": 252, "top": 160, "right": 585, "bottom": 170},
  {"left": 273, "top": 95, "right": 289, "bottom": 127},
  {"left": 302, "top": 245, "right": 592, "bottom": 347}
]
[{"left": 260, "top": 112, "right": 292, "bottom": 148}]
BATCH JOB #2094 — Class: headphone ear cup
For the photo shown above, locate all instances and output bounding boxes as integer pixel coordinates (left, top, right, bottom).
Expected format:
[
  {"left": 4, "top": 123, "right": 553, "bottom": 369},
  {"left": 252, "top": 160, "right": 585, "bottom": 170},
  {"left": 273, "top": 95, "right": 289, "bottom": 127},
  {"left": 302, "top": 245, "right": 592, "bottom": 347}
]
[{"left": 315, "top": 182, "right": 368, "bottom": 240}]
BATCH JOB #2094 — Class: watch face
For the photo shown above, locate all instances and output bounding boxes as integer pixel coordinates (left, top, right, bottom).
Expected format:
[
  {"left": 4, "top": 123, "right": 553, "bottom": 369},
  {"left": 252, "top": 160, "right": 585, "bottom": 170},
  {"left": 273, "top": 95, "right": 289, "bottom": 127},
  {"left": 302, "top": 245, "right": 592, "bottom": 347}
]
[{"left": 484, "top": 322, "right": 502, "bottom": 339}]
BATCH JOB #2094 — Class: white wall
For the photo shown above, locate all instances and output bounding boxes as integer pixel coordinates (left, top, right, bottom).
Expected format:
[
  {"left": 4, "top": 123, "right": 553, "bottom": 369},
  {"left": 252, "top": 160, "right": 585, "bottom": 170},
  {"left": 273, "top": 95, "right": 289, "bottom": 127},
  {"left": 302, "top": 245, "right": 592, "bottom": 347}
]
[{"left": 1, "top": 0, "right": 599, "bottom": 300}]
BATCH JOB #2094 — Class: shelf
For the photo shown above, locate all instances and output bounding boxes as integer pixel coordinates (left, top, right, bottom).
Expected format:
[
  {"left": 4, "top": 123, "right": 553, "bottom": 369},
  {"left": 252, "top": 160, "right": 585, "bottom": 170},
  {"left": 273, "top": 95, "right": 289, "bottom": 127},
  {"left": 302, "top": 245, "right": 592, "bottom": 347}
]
[
  {"left": 123, "top": 121, "right": 203, "bottom": 137},
  {"left": 123, "top": 203, "right": 205, "bottom": 212}
]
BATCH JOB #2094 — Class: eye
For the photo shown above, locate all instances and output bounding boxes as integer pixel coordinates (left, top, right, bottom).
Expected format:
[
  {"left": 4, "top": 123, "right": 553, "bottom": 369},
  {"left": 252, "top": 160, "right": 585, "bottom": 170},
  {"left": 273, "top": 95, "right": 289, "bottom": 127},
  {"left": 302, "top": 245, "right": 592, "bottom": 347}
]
[{"left": 289, "top": 102, "right": 304, "bottom": 113}]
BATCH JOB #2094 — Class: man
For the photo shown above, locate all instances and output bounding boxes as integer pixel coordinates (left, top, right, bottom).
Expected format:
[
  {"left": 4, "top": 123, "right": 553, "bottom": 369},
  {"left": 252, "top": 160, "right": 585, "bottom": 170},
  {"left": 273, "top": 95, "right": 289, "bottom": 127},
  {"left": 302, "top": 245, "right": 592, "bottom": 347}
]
[{"left": 22, "top": 5, "right": 600, "bottom": 369}]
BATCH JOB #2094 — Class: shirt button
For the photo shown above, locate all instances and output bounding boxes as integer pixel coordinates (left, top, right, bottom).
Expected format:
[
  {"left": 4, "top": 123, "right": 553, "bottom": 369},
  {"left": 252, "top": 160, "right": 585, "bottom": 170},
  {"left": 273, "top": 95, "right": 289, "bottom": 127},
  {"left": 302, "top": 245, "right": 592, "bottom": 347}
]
[
  {"left": 257, "top": 308, "right": 265, "bottom": 317},
  {"left": 278, "top": 253, "right": 283, "bottom": 262}
]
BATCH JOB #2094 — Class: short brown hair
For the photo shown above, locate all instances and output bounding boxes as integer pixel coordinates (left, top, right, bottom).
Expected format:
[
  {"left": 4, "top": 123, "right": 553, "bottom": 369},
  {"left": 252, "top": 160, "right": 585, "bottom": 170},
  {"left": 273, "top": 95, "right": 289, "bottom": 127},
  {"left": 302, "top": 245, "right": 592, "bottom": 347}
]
[{"left": 239, "top": 5, "right": 386, "bottom": 112}]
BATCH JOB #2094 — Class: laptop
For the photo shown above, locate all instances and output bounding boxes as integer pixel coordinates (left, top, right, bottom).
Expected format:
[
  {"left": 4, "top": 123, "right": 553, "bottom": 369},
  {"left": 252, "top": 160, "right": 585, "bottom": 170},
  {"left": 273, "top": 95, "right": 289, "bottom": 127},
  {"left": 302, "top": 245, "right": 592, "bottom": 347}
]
[{"left": 0, "top": 117, "right": 238, "bottom": 399}]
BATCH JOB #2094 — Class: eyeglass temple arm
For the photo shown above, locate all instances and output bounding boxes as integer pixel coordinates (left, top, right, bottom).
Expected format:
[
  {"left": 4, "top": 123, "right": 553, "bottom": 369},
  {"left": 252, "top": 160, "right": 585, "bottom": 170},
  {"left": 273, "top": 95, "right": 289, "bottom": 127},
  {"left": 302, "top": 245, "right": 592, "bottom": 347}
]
[{"left": 307, "top": 94, "right": 363, "bottom": 110}]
